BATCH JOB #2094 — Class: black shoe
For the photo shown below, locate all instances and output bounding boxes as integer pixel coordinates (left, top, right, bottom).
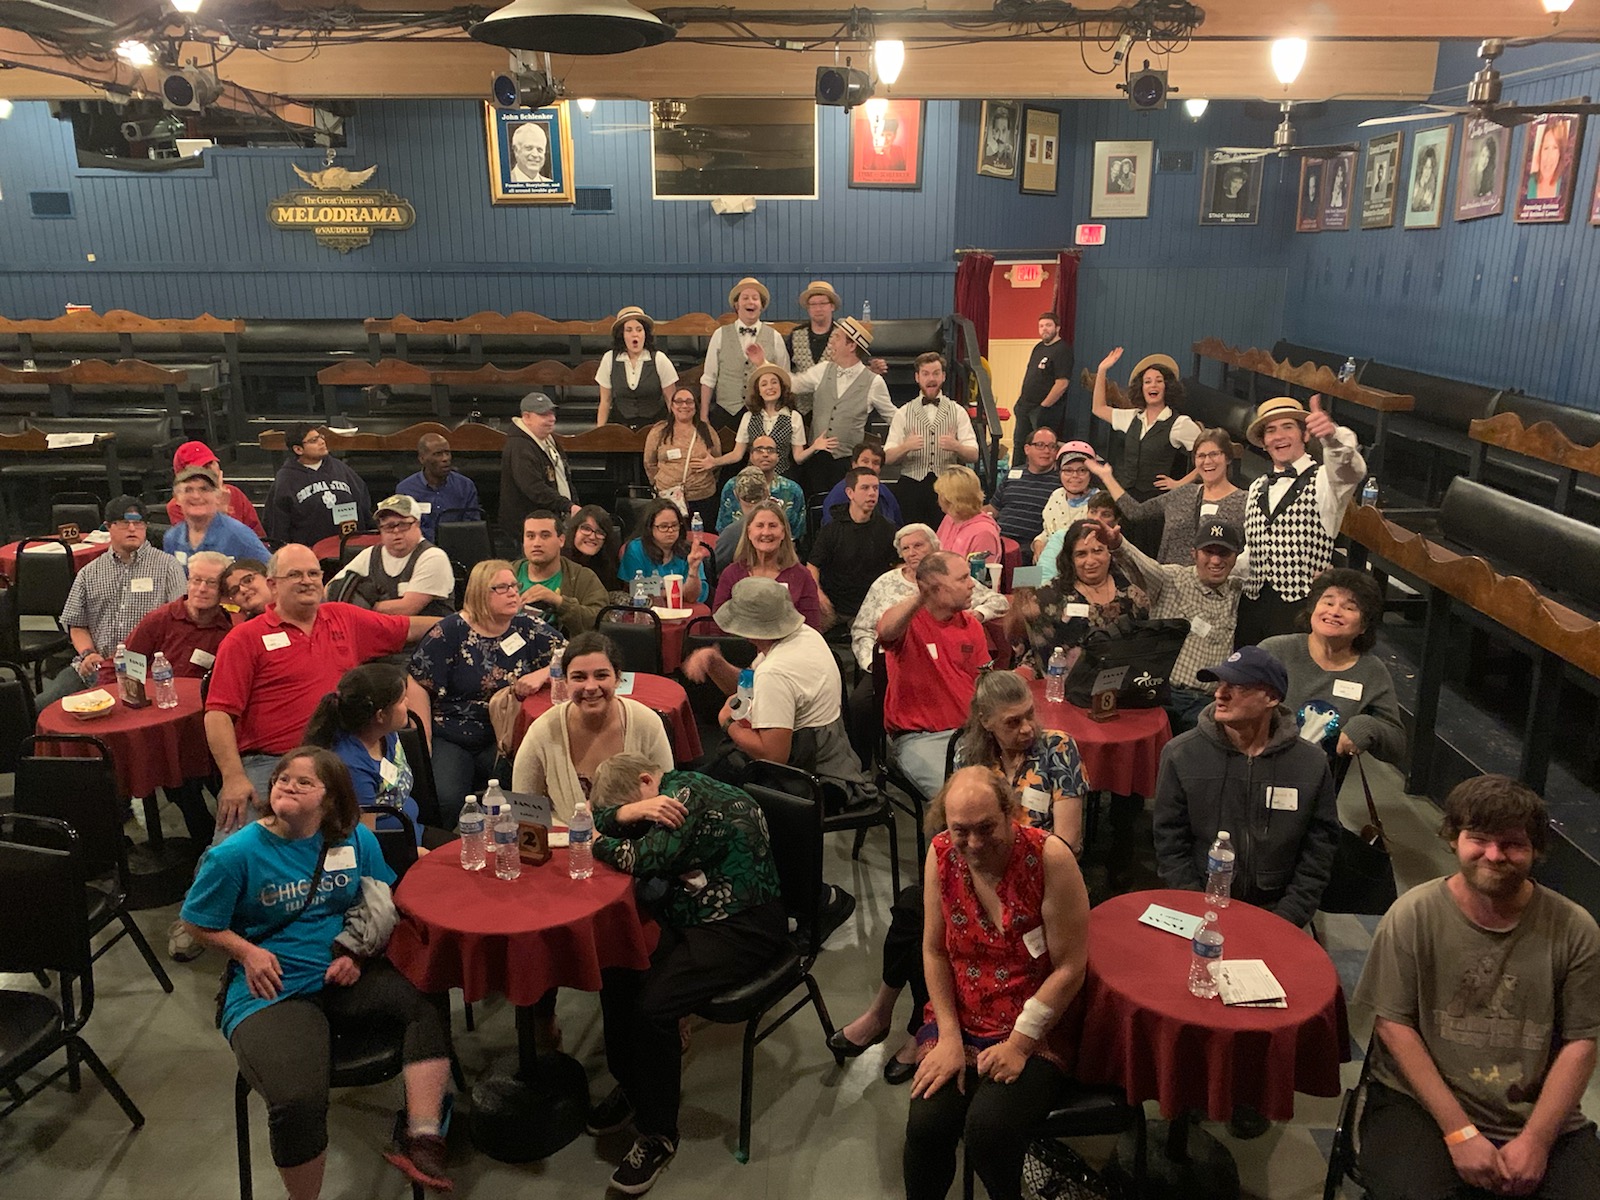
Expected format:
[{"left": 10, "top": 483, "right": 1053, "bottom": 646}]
[
  {"left": 826, "top": 1026, "right": 887, "bottom": 1059},
  {"left": 814, "top": 886, "right": 856, "bottom": 944},
  {"left": 585, "top": 1085, "right": 634, "bottom": 1136},
  {"left": 1226, "top": 1103, "right": 1271, "bottom": 1140},
  {"left": 883, "top": 1054, "right": 917, "bottom": 1086},
  {"left": 611, "top": 1133, "right": 677, "bottom": 1195}
]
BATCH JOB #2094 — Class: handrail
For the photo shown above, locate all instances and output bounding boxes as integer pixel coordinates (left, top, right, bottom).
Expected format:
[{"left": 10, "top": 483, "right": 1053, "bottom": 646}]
[
  {"left": 1192, "top": 337, "right": 1414, "bottom": 413},
  {"left": 1469, "top": 412, "right": 1600, "bottom": 477},
  {"left": 948, "top": 314, "right": 1001, "bottom": 486}
]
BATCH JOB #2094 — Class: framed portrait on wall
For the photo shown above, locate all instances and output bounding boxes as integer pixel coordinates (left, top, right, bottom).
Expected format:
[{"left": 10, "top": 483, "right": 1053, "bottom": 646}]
[
  {"left": 484, "top": 102, "right": 575, "bottom": 205},
  {"left": 1021, "top": 107, "right": 1062, "bottom": 195},
  {"left": 1296, "top": 159, "right": 1325, "bottom": 232},
  {"left": 1361, "top": 131, "right": 1401, "bottom": 230},
  {"left": 849, "top": 99, "right": 924, "bottom": 189},
  {"left": 1320, "top": 151, "right": 1356, "bottom": 231},
  {"left": 977, "top": 100, "right": 1019, "bottom": 178},
  {"left": 1591, "top": 157, "right": 1600, "bottom": 225},
  {"left": 1404, "top": 125, "right": 1452, "bottom": 229},
  {"left": 1515, "top": 112, "right": 1585, "bottom": 224},
  {"left": 1454, "top": 117, "right": 1510, "bottom": 221},
  {"left": 1198, "top": 152, "right": 1261, "bottom": 225},
  {"left": 1090, "top": 138, "right": 1150, "bottom": 215}
]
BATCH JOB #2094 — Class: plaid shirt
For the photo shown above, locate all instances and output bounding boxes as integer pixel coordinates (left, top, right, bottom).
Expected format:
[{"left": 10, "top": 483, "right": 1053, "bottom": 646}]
[
  {"left": 59, "top": 541, "right": 189, "bottom": 659},
  {"left": 1113, "top": 541, "right": 1243, "bottom": 692}
]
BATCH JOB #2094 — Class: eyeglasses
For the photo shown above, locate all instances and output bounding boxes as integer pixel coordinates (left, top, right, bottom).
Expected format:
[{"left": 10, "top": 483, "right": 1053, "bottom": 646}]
[
  {"left": 225, "top": 571, "right": 258, "bottom": 595},
  {"left": 488, "top": 582, "right": 520, "bottom": 595},
  {"left": 575, "top": 524, "right": 604, "bottom": 539},
  {"left": 276, "top": 568, "right": 324, "bottom": 583},
  {"left": 190, "top": 576, "right": 223, "bottom": 591},
  {"left": 1029, "top": 439, "right": 1058, "bottom": 449},
  {"left": 272, "top": 775, "right": 325, "bottom": 794},
  {"left": 378, "top": 520, "right": 417, "bottom": 533},
  {"left": 652, "top": 522, "right": 681, "bottom": 533}
]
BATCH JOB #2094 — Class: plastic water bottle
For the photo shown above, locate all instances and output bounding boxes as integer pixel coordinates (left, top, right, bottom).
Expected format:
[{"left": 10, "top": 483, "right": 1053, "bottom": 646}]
[
  {"left": 1205, "top": 831, "right": 1236, "bottom": 909},
  {"left": 1361, "top": 476, "right": 1380, "bottom": 509},
  {"left": 549, "top": 659, "right": 569, "bottom": 703},
  {"left": 1188, "top": 910, "right": 1223, "bottom": 999},
  {"left": 483, "top": 778, "right": 508, "bottom": 827},
  {"left": 690, "top": 511, "right": 704, "bottom": 537},
  {"left": 493, "top": 811, "right": 521, "bottom": 881},
  {"left": 861, "top": 300, "right": 872, "bottom": 323},
  {"left": 458, "top": 794, "right": 487, "bottom": 871},
  {"left": 568, "top": 800, "right": 594, "bottom": 880},
  {"left": 729, "top": 668, "right": 756, "bottom": 720},
  {"left": 113, "top": 643, "right": 127, "bottom": 692},
  {"left": 1339, "top": 356, "right": 1357, "bottom": 383},
  {"left": 151, "top": 652, "right": 178, "bottom": 708},
  {"left": 1045, "top": 646, "right": 1068, "bottom": 704},
  {"left": 631, "top": 570, "right": 648, "bottom": 608}
]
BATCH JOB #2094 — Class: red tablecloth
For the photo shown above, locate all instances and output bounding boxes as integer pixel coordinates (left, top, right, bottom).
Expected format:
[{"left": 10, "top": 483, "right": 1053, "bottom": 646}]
[
  {"left": 1076, "top": 889, "right": 1350, "bottom": 1122},
  {"left": 512, "top": 672, "right": 703, "bottom": 764},
  {"left": 387, "top": 843, "right": 655, "bottom": 1006},
  {"left": 0, "top": 539, "right": 107, "bottom": 584},
  {"left": 311, "top": 532, "right": 379, "bottom": 560},
  {"left": 35, "top": 677, "right": 212, "bottom": 799},
  {"left": 1026, "top": 678, "right": 1170, "bottom": 796},
  {"left": 656, "top": 601, "right": 710, "bottom": 672}
]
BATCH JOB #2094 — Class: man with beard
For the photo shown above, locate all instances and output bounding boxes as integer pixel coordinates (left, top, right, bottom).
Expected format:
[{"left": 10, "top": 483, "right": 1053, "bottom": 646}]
[{"left": 1352, "top": 775, "right": 1600, "bottom": 1200}]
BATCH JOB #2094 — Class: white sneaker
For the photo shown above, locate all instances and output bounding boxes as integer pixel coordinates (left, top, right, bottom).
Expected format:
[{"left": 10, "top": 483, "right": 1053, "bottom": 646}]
[{"left": 167, "top": 920, "right": 202, "bottom": 962}]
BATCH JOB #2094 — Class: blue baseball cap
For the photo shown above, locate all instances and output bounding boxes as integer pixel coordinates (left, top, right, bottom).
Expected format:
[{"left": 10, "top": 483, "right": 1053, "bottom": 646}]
[{"left": 1197, "top": 645, "right": 1287, "bottom": 697}]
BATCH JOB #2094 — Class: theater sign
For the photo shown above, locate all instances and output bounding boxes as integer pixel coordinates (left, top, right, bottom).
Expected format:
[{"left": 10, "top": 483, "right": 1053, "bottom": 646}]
[{"left": 267, "top": 163, "right": 416, "bottom": 252}]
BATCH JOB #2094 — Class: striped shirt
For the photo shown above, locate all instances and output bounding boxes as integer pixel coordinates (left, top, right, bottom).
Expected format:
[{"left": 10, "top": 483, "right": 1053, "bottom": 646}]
[
  {"left": 990, "top": 466, "right": 1060, "bottom": 546},
  {"left": 59, "top": 540, "right": 189, "bottom": 659},
  {"left": 1112, "top": 540, "right": 1242, "bottom": 692}
]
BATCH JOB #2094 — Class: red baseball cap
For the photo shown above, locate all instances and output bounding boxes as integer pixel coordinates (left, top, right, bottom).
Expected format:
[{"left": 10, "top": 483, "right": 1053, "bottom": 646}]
[{"left": 173, "top": 441, "right": 218, "bottom": 472}]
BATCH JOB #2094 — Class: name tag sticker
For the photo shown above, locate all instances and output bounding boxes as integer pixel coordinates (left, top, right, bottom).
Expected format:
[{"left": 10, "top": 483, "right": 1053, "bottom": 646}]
[
  {"left": 926, "top": 643, "right": 939, "bottom": 661},
  {"left": 415, "top": 501, "right": 431, "bottom": 514},
  {"left": 1022, "top": 924, "right": 1047, "bottom": 959},
  {"left": 1008, "top": 469, "right": 1023, "bottom": 480},
  {"left": 1267, "top": 786, "right": 1300, "bottom": 811},
  {"left": 1065, "top": 603, "right": 1092, "bottom": 619},
  {"left": 324, "top": 845, "right": 358, "bottom": 872},
  {"left": 130, "top": 577, "right": 154, "bottom": 594},
  {"left": 331, "top": 502, "right": 359, "bottom": 525},
  {"left": 1199, "top": 503, "right": 1219, "bottom": 517},
  {"left": 665, "top": 448, "right": 683, "bottom": 460},
  {"left": 262, "top": 631, "right": 291, "bottom": 651},
  {"left": 1191, "top": 616, "right": 1213, "bottom": 639},
  {"left": 379, "top": 758, "right": 399, "bottom": 785},
  {"left": 1332, "top": 678, "right": 1364, "bottom": 701},
  {"left": 174, "top": 551, "right": 188, "bottom": 566},
  {"left": 190, "top": 648, "right": 215, "bottom": 668},
  {"left": 499, "top": 632, "right": 526, "bottom": 656},
  {"left": 1022, "top": 786, "right": 1051, "bottom": 821}
]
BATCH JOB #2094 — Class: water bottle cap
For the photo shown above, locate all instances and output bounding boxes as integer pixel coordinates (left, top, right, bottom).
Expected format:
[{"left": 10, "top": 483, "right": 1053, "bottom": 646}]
[
  {"left": 1218, "top": 830, "right": 1230, "bottom": 840},
  {"left": 1204, "top": 910, "right": 1218, "bottom": 922},
  {"left": 738, "top": 668, "right": 755, "bottom": 687},
  {"left": 488, "top": 779, "right": 500, "bottom": 788}
]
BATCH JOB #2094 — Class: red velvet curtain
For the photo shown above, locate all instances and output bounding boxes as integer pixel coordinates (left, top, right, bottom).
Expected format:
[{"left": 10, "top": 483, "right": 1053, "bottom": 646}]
[
  {"left": 1054, "top": 251, "right": 1080, "bottom": 346},
  {"left": 953, "top": 252, "right": 995, "bottom": 359}
]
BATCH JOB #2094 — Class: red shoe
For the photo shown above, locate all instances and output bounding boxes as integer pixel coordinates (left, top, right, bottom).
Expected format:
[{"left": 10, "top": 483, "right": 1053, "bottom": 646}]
[{"left": 385, "top": 1132, "right": 453, "bottom": 1192}]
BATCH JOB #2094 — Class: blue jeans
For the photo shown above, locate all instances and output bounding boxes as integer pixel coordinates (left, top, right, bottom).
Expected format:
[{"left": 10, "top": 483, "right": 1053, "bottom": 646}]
[
  {"left": 430, "top": 735, "right": 504, "bottom": 831},
  {"left": 38, "top": 663, "right": 93, "bottom": 707},
  {"left": 889, "top": 730, "right": 956, "bottom": 801},
  {"left": 1165, "top": 686, "right": 1213, "bottom": 736}
]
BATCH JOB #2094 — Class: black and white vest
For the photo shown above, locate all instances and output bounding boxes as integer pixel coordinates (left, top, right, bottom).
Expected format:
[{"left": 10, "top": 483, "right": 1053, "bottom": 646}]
[
  {"left": 789, "top": 324, "right": 833, "bottom": 375},
  {"left": 1242, "top": 466, "right": 1332, "bottom": 600}
]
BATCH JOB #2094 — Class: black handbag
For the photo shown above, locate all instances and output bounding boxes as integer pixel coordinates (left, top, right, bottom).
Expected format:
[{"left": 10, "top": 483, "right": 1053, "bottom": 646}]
[
  {"left": 1318, "top": 756, "right": 1399, "bottom": 916},
  {"left": 1063, "top": 618, "right": 1191, "bottom": 709}
]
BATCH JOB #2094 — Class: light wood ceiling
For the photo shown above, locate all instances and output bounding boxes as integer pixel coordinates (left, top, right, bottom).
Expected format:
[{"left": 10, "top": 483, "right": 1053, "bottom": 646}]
[{"left": 0, "top": 1, "right": 1596, "bottom": 104}]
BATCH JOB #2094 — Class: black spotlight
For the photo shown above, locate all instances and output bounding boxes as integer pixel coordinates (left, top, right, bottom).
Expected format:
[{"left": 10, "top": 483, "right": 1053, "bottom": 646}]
[
  {"left": 491, "top": 68, "right": 562, "bottom": 110},
  {"left": 815, "top": 65, "right": 873, "bottom": 109},
  {"left": 1124, "top": 64, "right": 1170, "bottom": 111}
]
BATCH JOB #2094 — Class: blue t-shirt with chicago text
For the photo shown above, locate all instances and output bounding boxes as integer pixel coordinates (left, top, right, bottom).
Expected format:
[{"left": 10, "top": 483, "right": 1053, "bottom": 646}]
[{"left": 181, "top": 821, "right": 393, "bottom": 1039}]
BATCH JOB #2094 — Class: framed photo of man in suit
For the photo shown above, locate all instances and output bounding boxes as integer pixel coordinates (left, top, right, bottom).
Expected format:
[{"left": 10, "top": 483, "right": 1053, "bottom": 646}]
[{"left": 485, "top": 102, "right": 575, "bottom": 205}]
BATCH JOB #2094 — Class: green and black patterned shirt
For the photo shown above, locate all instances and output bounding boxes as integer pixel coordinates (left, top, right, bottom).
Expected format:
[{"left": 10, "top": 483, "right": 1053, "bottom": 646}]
[{"left": 593, "top": 770, "right": 780, "bottom": 929}]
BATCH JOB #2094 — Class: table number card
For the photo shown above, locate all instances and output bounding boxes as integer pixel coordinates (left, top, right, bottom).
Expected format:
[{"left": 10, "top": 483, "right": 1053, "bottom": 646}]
[
  {"left": 615, "top": 671, "right": 636, "bottom": 697},
  {"left": 509, "top": 790, "right": 553, "bottom": 865},
  {"left": 1137, "top": 903, "right": 1205, "bottom": 940},
  {"left": 120, "top": 649, "right": 150, "bottom": 708},
  {"left": 1090, "top": 665, "right": 1127, "bottom": 722}
]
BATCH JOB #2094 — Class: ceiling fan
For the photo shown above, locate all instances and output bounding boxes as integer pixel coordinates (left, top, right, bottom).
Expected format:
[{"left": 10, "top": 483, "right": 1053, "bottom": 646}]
[
  {"left": 1359, "top": 38, "right": 1600, "bottom": 128},
  {"left": 1211, "top": 100, "right": 1358, "bottom": 164},
  {"left": 593, "top": 99, "right": 751, "bottom": 142}
]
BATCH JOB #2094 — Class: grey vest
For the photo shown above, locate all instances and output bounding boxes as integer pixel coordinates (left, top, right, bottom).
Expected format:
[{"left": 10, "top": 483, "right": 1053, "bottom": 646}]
[
  {"left": 712, "top": 323, "right": 783, "bottom": 416},
  {"left": 810, "top": 364, "right": 875, "bottom": 461},
  {"left": 354, "top": 540, "right": 454, "bottom": 619}
]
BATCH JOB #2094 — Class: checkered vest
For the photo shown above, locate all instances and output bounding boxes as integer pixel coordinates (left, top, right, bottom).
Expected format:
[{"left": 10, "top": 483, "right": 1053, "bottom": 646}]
[
  {"left": 1242, "top": 465, "right": 1331, "bottom": 600},
  {"left": 712, "top": 323, "right": 784, "bottom": 416}
]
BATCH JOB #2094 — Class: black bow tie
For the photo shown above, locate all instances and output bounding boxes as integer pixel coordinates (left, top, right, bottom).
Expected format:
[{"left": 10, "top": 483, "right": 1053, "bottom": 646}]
[
  {"left": 739, "top": 325, "right": 757, "bottom": 336},
  {"left": 920, "top": 395, "right": 942, "bottom": 406},
  {"left": 1269, "top": 466, "right": 1299, "bottom": 481}
]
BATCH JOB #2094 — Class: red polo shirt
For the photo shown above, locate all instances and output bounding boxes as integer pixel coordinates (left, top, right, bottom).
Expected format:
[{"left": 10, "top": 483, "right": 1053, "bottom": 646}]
[
  {"left": 125, "top": 597, "right": 232, "bottom": 679},
  {"left": 884, "top": 607, "right": 989, "bottom": 734},
  {"left": 205, "top": 601, "right": 409, "bottom": 755}
]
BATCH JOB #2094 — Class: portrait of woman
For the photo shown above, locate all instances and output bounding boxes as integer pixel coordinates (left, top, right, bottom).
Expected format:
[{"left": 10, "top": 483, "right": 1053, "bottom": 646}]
[
  {"left": 1454, "top": 118, "right": 1509, "bottom": 221},
  {"left": 1297, "top": 159, "right": 1324, "bottom": 232},
  {"left": 1516, "top": 114, "right": 1583, "bottom": 224},
  {"left": 1404, "top": 125, "right": 1452, "bottom": 230}
]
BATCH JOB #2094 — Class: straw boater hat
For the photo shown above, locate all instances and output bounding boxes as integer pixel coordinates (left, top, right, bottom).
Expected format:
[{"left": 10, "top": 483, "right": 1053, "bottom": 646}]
[
  {"left": 713, "top": 577, "right": 805, "bottom": 641},
  {"left": 611, "top": 305, "right": 653, "bottom": 335},
  {"left": 1127, "top": 352, "right": 1180, "bottom": 391},
  {"left": 836, "top": 315, "right": 873, "bottom": 353},
  {"left": 728, "top": 276, "right": 770, "bottom": 308},
  {"left": 798, "top": 280, "right": 841, "bottom": 308},
  {"left": 746, "top": 362, "right": 793, "bottom": 402},
  {"left": 1246, "top": 396, "right": 1310, "bottom": 448}
]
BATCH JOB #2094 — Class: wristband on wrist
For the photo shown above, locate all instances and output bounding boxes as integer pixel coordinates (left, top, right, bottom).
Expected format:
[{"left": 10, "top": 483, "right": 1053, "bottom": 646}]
[{"left": 1444, "top": 1124, "right": 1479, "bottom": 1146}]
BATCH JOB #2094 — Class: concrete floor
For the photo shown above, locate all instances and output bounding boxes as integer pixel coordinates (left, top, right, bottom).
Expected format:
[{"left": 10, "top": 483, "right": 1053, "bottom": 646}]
[{"left": 3, "top": 756, "right": 1594, "bottom": 1200}]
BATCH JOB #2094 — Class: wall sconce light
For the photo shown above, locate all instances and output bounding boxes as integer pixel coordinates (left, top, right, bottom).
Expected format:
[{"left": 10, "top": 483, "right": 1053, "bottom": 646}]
[{"left": 1184, "top": 97, "right": 1209, "bottom": 119}]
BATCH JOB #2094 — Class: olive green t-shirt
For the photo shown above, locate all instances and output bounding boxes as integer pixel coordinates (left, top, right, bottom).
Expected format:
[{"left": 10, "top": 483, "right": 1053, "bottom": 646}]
[{"left": 1354, "top": 876, "right": 1600, "bottom": 1140}]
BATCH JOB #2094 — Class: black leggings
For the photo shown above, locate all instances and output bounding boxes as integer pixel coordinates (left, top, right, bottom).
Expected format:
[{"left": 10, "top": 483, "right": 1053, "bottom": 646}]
[
  {"left": 904, "top": 1057, "right": 1064, "bottom": 1200},
  {"left": 229, "top": 959, "right": 450, "bottom": 1168},
  {"left": 882, "top": 885, "right": 928, "bottom": 1036}
]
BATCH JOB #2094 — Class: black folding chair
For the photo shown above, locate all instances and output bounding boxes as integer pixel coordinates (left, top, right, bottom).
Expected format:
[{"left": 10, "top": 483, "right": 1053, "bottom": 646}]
[
  {"left": 0, "top": 812, "right": 144, "bottom": 1130},
  {"left": 694, "top": 774, "right": 839, "bottom": 1163},
  {"left": 595, "top": 604, "right": 664, "bottom": 676},
  {"left": 680, "top": 614, "right": 756, "bottom": 727},
  {"left": 50, "top": 491, "right": 104, "bottom": 539},
  {"left": 1322, "top": 1038, "right": 1377, "bottom": 1200},
  {"left": 748, "top": 756, "right": 901, "bottom": 898},
  {"left": 365, "top": 801, "right": 420, "bottom": 883},
  {"left": 871, "top": 646, "right": 939, "bottom": 867},
  {"left": 434, "top": 519, "right": 494, "bottom": 571},
  {"left": 0, "top": 659, "right": 37, "bottom": 804},
  {"left": 14, "top": 734, "right": 173, "bottom": 993},
  {"left": 9, "top": 537, "right": 77, "bottom": 687},
  {"left": 396, "top": 711, "right": 444, "bottom": 830}
]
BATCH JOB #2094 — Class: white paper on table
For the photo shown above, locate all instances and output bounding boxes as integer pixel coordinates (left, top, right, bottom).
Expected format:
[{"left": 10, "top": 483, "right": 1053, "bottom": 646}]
[
  {"left": 45, "top": 432, "right": 95, "bottom": 449},
  {"left": 1211, "top": 959, "right": 1288, "bottom": 1007},
  {"left": 1137, "top": 904, "right": 1204, "bottom": 940}
]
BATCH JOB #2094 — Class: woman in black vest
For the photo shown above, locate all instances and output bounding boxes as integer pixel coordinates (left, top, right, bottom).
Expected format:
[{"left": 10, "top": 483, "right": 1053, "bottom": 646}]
[
  {"left": 1090, "top": 347, "right": 1202, "bottom": 552},
  {"left": 596, "top": 305, "right": 680, "bottom": 430}
]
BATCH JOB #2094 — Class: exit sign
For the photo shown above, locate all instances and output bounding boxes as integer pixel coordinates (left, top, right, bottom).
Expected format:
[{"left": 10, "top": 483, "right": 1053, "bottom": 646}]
[
  {"left": 1075, "top": 224, "right": 1107, "bottom": 246},
  {"left": 1005, "top": 262, "right": 1046, "bottom": 288}
]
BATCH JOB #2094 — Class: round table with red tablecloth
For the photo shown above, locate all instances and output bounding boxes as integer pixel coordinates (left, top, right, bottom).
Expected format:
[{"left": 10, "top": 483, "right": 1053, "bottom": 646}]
[
  {"left": 35, "top": 676, "right": 211, "bottom": 802},
  {"left": 1026, "top": 678, "right": 1171, "bottom": 796},
  {"left": 311, "top": 531, "right": 379, "bottom": 561},
  {"left": 512, "top": 672, "right": 702, "bottom": 764},
  {"left": 0, "top": 538, "right": 107, "bottom": 584},
  {"left": 655, "top": 601, "right": 710, "bottom": 672}
]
